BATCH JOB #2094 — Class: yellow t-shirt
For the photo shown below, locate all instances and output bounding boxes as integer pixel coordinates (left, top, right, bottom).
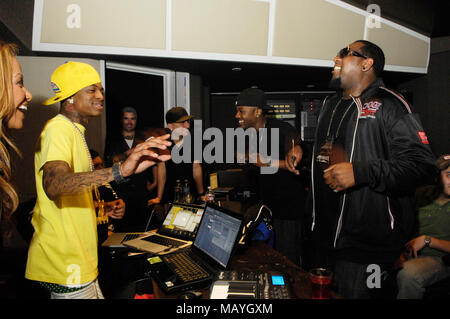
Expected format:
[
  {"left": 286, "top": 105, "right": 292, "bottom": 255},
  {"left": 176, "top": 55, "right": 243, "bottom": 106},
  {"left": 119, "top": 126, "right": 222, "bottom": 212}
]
[{"left": 26, "top": 115, "right": 98, "bottom": 286}]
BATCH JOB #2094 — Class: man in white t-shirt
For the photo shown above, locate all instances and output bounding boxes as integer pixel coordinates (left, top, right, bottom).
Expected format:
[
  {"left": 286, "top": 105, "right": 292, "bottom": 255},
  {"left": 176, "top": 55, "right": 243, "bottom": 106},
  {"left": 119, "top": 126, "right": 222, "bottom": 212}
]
[{"left": 104, "top": 107, "right": 141, "bottom": 166}]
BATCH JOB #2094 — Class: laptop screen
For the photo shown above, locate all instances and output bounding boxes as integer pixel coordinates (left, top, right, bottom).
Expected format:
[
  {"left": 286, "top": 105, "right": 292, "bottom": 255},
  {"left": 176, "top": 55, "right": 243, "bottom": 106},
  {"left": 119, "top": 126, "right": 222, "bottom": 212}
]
[
  {"left": 193, "top": 204, "right": 242, "bottom": 268},
  {"left": 159, "top": 203, "right": 204, "bottom": 238}
]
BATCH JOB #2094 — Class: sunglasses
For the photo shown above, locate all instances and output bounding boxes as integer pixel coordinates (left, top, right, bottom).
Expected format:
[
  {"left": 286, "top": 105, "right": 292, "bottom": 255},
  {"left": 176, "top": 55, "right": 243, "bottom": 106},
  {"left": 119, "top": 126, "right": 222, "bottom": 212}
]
[{"left": 338, "top": 46, "right": 368, "bottom": 59}]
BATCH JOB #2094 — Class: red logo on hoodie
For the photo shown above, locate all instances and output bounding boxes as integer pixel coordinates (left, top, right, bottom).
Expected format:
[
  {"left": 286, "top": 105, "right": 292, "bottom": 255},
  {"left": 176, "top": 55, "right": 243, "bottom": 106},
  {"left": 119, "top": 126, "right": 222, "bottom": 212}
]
[
  {"left": 417, "top": 131, "right": 429, "bottom": 144},
  {"left": 361, "top": 100, "right": 381, "bottom": 119}
]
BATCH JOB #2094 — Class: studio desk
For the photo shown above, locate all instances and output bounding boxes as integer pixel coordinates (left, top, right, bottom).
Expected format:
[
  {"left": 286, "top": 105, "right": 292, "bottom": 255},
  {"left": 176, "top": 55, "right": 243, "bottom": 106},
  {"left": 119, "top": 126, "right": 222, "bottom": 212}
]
[
  {"left": 149, "top": 240, "right": 339, "bottom": 299},
  {"left": 100, "top": 240, "right": 339, "bottom": 299},
  {"left": 99, "top": 200, "right": 339, "bottom": 299}
]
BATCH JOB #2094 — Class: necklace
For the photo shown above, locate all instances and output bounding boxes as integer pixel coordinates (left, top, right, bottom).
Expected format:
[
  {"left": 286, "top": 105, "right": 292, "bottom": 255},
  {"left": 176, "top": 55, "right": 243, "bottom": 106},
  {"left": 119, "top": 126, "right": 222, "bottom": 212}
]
[
  {"left": 326, "top": 99, "right": 354, "bottom": 141},
  {"left": 58, "top": 114, "right": 93, "bottom": 172},
  {"left": 256, "top": 123, "right": 269, "bottom": 164},
  {"left": 316, "top": 99, "right": 354, "bottom": 169},
  {"left": 258, "top": 122, "right": 266, "bottom": 145}
]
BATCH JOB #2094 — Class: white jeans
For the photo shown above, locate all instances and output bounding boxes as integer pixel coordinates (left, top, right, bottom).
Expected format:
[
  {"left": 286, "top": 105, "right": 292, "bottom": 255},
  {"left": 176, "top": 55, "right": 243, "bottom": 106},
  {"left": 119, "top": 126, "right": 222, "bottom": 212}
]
[
  {"left": 50, "top": 279, "right": 104, "bottom": 299},
  {"left": 396, "top": 256, "right": 450, "bottom": 299}
]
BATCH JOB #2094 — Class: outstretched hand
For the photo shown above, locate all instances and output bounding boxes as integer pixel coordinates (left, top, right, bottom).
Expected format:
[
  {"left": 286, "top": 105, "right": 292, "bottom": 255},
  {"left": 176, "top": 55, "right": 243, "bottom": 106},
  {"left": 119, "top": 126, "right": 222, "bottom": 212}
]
[{"left": 120, "top": 134, "right": 172, "bottom": 177}]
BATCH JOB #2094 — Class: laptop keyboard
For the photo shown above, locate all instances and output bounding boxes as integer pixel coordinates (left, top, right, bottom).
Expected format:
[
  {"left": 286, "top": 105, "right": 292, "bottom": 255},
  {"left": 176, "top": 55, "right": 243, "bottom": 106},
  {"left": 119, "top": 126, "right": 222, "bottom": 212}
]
[
  {"left": 163, "top": 252, "right": 209, "bottom": 283},
  {"left": 142, "top": 234, "right": 186, "bottom": 247},
  {"left": 122, "top": 234, "right": 140, "bottom": 242}
]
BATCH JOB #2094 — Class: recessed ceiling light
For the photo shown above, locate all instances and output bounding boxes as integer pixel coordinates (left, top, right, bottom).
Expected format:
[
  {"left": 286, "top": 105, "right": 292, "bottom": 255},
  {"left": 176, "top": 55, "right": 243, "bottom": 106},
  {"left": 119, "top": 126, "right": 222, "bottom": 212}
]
[
  {"left": 232, "top": 67, "right": 242, "bottom": 72},
  {"left": 306, "top": 84, "right": 315, "bottom": 88}
]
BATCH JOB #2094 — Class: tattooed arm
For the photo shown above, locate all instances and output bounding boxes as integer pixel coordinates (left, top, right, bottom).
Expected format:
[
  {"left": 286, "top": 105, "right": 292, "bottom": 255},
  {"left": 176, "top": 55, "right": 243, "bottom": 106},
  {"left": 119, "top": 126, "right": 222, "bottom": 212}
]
[
  {"left": 42, "top": 134, "right": 172, "bottom": 201},
  {"left": 42, "top": 161, "right": 113, "bottom": 200}
]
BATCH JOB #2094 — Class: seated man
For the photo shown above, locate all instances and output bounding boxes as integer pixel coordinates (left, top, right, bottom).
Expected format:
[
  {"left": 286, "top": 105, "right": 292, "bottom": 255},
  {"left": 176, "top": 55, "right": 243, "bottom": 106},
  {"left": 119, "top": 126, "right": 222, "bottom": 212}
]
[{"left": 397, "top": 154, "right": 450, "bottom": 299}]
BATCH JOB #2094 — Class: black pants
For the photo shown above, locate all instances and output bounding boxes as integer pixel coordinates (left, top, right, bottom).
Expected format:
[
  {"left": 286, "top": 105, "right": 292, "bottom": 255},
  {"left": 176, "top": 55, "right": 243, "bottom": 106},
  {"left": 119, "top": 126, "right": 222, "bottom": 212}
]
[{"left": 273, "top": 217, "right": 303, "bottom": 267}]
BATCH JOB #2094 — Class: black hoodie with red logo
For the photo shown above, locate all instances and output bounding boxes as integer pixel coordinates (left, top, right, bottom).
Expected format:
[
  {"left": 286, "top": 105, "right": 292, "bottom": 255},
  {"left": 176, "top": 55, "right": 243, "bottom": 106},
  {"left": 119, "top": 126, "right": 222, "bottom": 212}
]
[{"left": 310, "top": 78, "right": 439, "bottom": 264}]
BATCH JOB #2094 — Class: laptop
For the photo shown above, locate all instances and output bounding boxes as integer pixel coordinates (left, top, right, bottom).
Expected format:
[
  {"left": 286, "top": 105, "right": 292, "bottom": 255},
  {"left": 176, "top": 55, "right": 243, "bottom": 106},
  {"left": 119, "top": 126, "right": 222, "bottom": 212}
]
[
  {"left": 100, "top": 206, "right": 156, "bottom": 249},
  {"left": 122, "top": 203, "right": 205, "bottom": 254},
  {"left": 149, "top": 203, "right": 244, "bottom": 293},
  {"left": 101, "top": 203, "right": 204, "bottom": 250}
]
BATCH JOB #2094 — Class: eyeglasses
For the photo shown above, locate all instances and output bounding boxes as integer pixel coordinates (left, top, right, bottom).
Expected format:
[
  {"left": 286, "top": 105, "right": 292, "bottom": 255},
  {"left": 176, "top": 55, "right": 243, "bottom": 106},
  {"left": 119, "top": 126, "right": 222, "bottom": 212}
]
[{"left": 338, "top": 46, "right": 368, "bottom": 59}]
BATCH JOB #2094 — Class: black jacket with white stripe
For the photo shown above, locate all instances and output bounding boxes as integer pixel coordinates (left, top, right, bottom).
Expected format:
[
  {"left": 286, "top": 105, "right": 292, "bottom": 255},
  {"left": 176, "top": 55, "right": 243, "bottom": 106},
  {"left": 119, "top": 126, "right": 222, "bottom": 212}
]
[{"left": 310, "top": 78, "right": 439, "bottom": 263}]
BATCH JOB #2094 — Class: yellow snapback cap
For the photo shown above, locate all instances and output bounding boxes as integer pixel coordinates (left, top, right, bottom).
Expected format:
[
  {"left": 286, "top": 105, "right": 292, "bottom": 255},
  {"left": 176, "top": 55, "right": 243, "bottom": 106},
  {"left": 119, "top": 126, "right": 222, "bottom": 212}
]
[{"left": 43, "top": 61, "right": 102, "bottom": 105}]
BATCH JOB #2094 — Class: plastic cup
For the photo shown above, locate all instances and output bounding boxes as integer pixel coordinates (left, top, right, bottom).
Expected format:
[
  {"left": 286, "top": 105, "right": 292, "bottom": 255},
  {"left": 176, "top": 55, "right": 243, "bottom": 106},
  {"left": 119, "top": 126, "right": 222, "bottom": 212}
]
[{"left": 310, "top": 268, "right": 332, "bottom": 299}]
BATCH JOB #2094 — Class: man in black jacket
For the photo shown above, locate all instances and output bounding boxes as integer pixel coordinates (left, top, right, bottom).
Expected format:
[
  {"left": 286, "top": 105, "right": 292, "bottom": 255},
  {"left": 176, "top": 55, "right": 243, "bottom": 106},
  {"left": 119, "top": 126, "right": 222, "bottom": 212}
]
[
  {"left": 235, "top": 87, "right": 306, "bottom": 266},
  {"left": 306, "top": 40, "right": 439, "bottom": 298}
]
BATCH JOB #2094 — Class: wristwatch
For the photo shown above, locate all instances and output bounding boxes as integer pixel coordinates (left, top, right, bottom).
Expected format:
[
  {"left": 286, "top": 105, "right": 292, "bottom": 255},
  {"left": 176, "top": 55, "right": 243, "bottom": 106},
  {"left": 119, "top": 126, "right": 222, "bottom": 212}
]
[
  {"left": 112, "top": 162, "right": 129, "bottom": 184},
  {"left": 424, "top": 236, "right": 432, "bottom": 247}
]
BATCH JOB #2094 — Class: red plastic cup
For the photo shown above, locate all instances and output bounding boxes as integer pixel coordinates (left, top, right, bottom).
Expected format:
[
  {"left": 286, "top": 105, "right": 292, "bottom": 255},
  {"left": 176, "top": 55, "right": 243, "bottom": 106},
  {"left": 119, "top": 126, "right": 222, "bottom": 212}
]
[{"left": 310, "top": 268, "right": 332, "bottom": 299}]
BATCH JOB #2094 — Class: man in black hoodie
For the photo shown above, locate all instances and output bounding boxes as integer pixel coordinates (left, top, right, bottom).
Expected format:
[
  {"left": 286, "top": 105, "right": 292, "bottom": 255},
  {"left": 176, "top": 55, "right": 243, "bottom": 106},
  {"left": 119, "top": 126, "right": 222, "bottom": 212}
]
[{"left": 305, "top": 40, "right": 439, "bottom": 298}]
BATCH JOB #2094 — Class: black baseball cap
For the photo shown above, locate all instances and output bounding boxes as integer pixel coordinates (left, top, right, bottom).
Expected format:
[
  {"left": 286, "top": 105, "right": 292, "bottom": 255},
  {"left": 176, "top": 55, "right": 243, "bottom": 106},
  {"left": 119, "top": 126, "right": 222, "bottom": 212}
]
[
  {"left": 165, "top": 107, "right": 194, "bottom": 124},
  {"left": 235, "top": 87, "right": 267, "bottom": 109}
]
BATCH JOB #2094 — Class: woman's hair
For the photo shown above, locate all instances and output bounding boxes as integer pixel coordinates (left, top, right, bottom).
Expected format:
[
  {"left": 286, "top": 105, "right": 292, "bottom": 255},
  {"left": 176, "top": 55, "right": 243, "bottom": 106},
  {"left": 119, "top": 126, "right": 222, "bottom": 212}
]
[{"left": 0, "top": 41, "right": 21, "bottom": 217}]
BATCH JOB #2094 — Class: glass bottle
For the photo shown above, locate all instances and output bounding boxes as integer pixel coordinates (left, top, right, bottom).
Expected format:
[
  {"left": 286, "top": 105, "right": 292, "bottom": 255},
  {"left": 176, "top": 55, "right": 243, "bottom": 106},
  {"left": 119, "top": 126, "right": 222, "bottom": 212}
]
[
  {"left": 174, "top": 179, "right": 181, "bottom": 203},
  {"left": 205, "top": 186, "right": 215, "bottom": 203},
  {"left": 183, "top": 179, "right": 192, "bottom": 204}
]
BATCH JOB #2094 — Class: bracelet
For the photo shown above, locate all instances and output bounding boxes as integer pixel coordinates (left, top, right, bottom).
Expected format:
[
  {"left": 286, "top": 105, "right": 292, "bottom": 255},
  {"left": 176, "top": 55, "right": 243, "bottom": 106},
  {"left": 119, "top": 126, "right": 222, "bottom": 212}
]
[
  {"left": 112, "top": 162, "right": 129, "bottom": 184},
  {"left": 424, "top": 236, "right": 432, "bottom": 247}
]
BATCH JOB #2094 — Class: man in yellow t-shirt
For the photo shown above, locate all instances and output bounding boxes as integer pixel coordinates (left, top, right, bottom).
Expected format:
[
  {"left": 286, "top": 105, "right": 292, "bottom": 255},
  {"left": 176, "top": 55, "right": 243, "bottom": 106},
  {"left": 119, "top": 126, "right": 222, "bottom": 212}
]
[{"left": 25, "top": 61, "right": 171, "bottom": 299}]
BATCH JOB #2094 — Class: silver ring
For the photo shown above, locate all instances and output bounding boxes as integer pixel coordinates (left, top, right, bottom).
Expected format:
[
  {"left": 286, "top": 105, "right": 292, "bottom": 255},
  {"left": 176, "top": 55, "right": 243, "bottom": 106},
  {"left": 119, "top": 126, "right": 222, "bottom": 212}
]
[{"left": 146, "top": 136, "right": 155, "bottom": 141}]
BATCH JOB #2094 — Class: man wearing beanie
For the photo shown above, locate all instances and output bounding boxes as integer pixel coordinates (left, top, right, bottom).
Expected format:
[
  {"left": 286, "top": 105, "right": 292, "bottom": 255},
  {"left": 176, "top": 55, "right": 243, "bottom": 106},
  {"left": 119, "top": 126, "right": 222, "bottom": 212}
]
[
  {"left": 234, "top": 87, "right": 306, "bottom": 266},
  {"left": 25, "top": 61, "right": 171, "bottom": 299}
]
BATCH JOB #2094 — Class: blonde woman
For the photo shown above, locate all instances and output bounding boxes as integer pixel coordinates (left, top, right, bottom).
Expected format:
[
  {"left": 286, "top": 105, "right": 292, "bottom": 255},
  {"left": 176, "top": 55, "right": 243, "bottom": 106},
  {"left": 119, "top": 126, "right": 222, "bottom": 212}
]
[{"left": 0, "top": 41, "right": 32, "bottom": 221}]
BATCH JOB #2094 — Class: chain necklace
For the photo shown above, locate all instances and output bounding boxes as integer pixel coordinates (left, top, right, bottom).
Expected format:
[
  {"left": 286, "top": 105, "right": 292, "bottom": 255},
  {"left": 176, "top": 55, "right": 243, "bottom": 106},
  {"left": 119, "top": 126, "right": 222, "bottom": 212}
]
[
  {"left": 258, "top": 122, "right": 266, "bottom": 145},
  {"left": 326, "top": 99, "right": 354, "bottom": 142},
  {"left": 316, "top": 99, "right": 354, "bottom": 169},
  {"left": 58, "top": 114, "right": 93, "bottom": 172},
  {"left": 103, "top": 183, "right": 119, "bottom": 200}
]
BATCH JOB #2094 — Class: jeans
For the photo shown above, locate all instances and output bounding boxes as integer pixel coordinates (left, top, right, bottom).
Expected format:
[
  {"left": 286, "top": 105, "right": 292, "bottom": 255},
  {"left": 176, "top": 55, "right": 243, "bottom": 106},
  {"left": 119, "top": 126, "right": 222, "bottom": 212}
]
[{"left": 396, "top": 256, "right": 450, "bottom": 299}]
